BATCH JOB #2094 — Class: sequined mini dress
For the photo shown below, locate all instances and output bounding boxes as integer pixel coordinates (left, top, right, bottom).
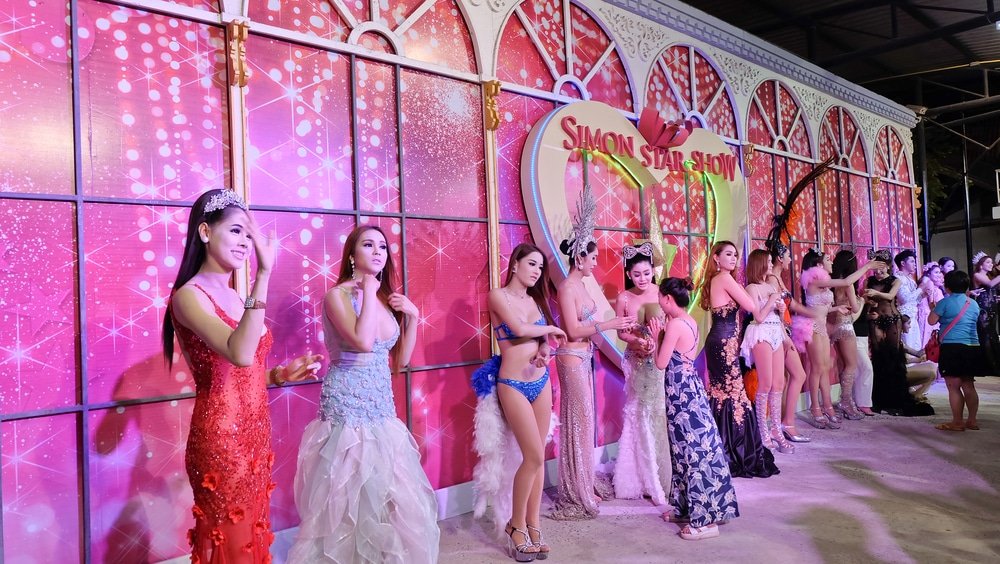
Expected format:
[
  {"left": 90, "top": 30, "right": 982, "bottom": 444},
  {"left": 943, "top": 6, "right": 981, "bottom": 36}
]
[
  {"left": 704, "top": 302, "right": 779, "bottom": 479},
  {"left": 171, "top": 285, "right": 275, "bottom": 563},
  {"left": 288, "top": 288, "right": 439, "bottom": 563}
]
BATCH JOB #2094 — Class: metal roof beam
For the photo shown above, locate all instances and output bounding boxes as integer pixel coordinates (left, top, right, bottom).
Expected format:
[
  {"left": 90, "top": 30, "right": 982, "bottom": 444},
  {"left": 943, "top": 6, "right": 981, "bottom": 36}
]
[
  {"left": 747, "top": 0, "right": 895, "bottom": 35},
  {"left": 898, "top": 0, "right": 977, "bottom": 61},
  {"left": 819, "top": 9, "right": 1000, "bottom": 68}
]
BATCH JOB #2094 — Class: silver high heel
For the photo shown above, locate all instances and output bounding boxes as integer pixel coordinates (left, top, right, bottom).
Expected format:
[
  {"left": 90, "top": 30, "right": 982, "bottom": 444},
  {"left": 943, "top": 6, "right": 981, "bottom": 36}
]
[
  {"left": 824, "top": 406, "right": 843, "bottom": 429},
  {"left": 505, "top": 522, "right": 538, "bottom": 562},
  {"left": 768, "top": 393, "right": 794, "bottom": 453},
  {"left": 807, "top": 409, "right": 829, "bottom": 429},
  {"left": 782, "top": 425, "right": 812, "bottom": 443},
  {"left": 526, "top": 525, "right": 549, "bottom": 560}
]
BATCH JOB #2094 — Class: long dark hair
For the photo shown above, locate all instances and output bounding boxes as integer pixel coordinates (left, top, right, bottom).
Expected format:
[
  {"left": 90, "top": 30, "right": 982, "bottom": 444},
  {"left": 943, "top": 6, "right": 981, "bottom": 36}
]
[
  {"left": 831, "top": 250, "right": 857, "bottom": 279},
  {"left": 698, "top": 240, "right": 737, "bottom": 310},
  {"left": 337, "top": 225, "right": 398, "bottom": 313},
  {"left": 506, "top": 243, "right": 555, "bottom": 324},
  {"left": 162, "top": 189, "right": 247, "bottom": 366},
  {"left": 801, "top": 249, "right": 824, "bottom": 272}
]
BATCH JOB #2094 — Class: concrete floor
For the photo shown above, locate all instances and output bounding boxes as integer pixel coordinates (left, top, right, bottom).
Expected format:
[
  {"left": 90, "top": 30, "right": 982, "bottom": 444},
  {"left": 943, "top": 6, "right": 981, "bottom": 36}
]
[{"left": 437, "top": 378, "right": 1000, "bottom": 564}]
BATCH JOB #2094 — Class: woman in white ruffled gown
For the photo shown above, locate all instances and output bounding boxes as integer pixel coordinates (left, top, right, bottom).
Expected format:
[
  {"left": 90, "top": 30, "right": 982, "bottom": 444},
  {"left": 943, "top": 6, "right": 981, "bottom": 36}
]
[
  {"left": 612, "top": 243, "right": 671, "bottom": 505},
  {"left": 288, "top": 226, "right": 439, "bottom": 564}
]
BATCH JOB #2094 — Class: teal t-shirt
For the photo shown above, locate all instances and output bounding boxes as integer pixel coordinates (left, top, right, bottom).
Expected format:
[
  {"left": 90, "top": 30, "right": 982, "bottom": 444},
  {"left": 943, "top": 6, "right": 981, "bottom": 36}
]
[{"left": 933, "top": 294, "right": 980, "bottom": 345}]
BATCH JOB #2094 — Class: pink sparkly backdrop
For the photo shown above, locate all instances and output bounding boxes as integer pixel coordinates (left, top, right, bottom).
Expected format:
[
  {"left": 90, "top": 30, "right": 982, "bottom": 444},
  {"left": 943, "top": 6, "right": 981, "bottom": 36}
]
[{"left": 0, "top": 1, "right": 916, "bottom": 562}]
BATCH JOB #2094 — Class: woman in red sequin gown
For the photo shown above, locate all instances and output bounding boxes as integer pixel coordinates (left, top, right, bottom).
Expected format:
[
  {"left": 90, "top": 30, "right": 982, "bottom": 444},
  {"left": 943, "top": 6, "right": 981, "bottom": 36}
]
[{"left": 163, "top": 189, "right": 320, "bottom": 563}]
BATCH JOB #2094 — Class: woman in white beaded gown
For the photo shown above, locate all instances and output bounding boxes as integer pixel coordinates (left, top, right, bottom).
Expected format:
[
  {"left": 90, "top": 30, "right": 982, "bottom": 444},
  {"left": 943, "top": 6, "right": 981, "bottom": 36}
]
[
  {"left": 612, "top": 243, "right": 670, "bottom": 505},
  {"left": 288, "top": 225, "right": 439, "bottom": 563}
]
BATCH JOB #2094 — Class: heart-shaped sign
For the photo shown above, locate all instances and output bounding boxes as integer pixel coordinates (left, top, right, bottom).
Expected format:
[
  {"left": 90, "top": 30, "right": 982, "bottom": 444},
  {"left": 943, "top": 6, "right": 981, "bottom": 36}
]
[{"left": 520, "top": 101, "right": 747, "bottom": 368}]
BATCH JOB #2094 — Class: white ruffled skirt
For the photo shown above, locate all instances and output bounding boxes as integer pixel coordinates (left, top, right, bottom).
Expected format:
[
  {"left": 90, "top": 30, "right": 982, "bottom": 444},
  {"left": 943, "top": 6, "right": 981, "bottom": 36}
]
[{"left": 287, "top": 418, "right": 440, "bottom": 564}]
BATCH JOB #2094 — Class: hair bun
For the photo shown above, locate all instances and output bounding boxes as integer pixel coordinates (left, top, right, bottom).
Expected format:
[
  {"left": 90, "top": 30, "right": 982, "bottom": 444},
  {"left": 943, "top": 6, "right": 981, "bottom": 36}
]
[
  {"left": 683, "top": 277, "right": 694, "bottom": 291},
  {"left": 559, "top": 240, "right": 572, "bottom": 255}
]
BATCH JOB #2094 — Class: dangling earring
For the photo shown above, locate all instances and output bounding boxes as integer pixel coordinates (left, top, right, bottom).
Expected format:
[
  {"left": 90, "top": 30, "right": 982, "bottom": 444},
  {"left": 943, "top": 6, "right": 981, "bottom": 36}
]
[{"left": 350, "top": 257, "right": 357, "bottom": 281}]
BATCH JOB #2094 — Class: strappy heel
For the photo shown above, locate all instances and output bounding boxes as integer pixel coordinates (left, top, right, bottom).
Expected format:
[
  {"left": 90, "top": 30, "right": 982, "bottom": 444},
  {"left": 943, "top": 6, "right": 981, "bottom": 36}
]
[
  {"left": 526, "top": 525, "right": 549, "bottom": 560},
  {"left": 823, "top": 406, "right": 843, "bottom": 429},
  {"left": 505, "top": 523, "right": 538, "bottom": 562},
  {"left": 807, "top": 408, "right": 829, "bottom": 429},
  {"left": 768, "top": 393, "right": 794, "bottom": 453}
]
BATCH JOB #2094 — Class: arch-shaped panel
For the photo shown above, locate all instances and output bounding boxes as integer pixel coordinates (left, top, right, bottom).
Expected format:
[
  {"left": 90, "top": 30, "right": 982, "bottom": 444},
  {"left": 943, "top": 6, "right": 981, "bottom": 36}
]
[
  {"left": 496, "top": 0, "right": 633, "bottom": 111},
  {"left": 746, "top": 79, "right": 812, "bottom": 158},
  {"left": 248, "top": 0, "right": 478, "bottom": 73},
  {"left": 819, "top": 106, "right": 869, "bottom": 173},
  {"left": 645, "top": 44, "right": 739, "bottom": 141},
  {"left": 874, "top": 125, "right": 912, "bottom": 184}
]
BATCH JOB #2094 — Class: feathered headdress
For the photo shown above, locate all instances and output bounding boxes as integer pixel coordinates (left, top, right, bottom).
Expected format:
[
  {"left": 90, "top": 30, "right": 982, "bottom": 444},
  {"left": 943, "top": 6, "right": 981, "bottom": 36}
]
[
  {"left": 765, "top": 155, "right": 836, "bottom": 256},
  {"left": 566, "top": 182, "right": 597, "bottom": 260}
]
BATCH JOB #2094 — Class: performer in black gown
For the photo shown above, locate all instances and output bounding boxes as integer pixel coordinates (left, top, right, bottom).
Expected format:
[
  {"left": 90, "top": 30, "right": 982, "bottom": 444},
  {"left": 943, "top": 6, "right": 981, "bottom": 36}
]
[{"left": 698, "top": 241, "right": 779, "bottom": 478}]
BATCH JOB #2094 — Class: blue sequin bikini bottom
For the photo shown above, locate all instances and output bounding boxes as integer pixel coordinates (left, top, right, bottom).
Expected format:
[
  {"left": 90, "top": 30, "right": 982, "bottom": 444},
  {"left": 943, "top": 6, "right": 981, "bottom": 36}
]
[{"left": 497, "top": 370, "right": 550, "bottom": 403}]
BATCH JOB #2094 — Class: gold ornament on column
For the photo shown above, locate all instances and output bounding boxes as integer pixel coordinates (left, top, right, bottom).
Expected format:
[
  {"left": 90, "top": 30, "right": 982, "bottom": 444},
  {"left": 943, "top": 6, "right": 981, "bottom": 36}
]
[
  {"left": 483, "top": 80, "right": 502, "bottom": 131},
  {"left": 743, "top": 144, "right": 756, "bottom": 177},
  {"left": 227, "top": 20, "right": 250, "bottom": 88},
  {"left": 871, "top": 176, "right": 882, "bottom": 201},
  {"left": 913, "top": 185, "right": 923, "bottom": 209}
]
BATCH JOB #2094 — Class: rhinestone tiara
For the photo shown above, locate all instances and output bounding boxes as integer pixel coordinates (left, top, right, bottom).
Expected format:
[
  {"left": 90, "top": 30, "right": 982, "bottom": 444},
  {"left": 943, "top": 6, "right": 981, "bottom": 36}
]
[{"left": 203, "top": 190, "right": 247, "bottom": 215}]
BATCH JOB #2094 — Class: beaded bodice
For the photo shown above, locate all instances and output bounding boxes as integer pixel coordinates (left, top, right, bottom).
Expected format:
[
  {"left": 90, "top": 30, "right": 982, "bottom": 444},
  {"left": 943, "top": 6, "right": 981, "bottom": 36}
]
[
  {"left": 320, "top": 288, "right": 400, "bottom": 427},
  {"left": 804, "top": 288, "right": 834, "bottom": 309}
]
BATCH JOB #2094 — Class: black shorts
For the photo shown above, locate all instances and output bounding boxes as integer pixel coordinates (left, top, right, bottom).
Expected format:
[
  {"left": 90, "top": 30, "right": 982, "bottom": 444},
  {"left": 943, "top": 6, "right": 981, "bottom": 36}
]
[{"left": 938, "top": 343, "right": 986, "bottom": 380}]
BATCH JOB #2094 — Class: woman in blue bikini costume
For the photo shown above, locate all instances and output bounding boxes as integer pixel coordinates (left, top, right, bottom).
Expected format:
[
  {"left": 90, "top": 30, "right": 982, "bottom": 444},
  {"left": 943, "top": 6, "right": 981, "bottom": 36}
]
[{"left": 472, "top": 243, "right": 566, "bottom": 561}]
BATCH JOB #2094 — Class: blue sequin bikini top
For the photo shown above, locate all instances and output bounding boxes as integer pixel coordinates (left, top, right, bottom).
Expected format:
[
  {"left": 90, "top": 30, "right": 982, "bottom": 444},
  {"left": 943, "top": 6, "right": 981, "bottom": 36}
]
[{"left": 495, "top": 317, "right": 547, "bottom": 341}]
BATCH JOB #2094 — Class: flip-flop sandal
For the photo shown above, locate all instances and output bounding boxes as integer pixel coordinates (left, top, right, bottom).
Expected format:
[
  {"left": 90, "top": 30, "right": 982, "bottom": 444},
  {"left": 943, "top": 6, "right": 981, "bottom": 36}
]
[
  {"left": 965, "top": 423, "right": 980, "bottom": 430},
  {"left": 935, "top": 422, "right": 965, "bottom": 432}
]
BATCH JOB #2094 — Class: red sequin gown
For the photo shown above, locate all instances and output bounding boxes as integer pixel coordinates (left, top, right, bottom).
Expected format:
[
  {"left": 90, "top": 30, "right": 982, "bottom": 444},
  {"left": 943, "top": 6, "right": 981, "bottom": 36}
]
[{"left": 172, "top": 285, "right": 275, "bottom": 563}]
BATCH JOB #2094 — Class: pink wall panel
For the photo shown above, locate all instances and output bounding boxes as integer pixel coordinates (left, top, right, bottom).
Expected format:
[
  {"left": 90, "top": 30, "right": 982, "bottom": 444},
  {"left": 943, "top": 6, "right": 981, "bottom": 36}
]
[
  {"left": 245, "top": 37, "right": 354, "bottom": 210},
  {"left": 89, "top": 401, "right": 193, "bottom": 562},
  {"left": 0, "top": 0, "right": 75, "bottom": 195},
  {"left": 402, "top": 0, "right": 477, "bottom": 73},
  {"left": 748, "top": 153, "right": 776, "bottom": 240},
  {"left": 84, "top": 204, "right": 191, "bottom": 404},
  {"left": 594, "top": 352, "right": 625, "bottom": 446},
  {"left": 410, "top": 366, "right": 478, "bottom": 489},
  {"left": 401, "top": 71, "right": 485, "bottom": 218},
  {"left": 517, "top": 1, "right": 568, "bottom": 77},
  {"left": 2, "top": 415, "right": 80, "bottom": 563},
  {"left": 497, "top": 93, "right": 557, "bottom": 222},
  {"left": 648, "top": 45, "right": 736, "bottom": 137},
  {"left": 0, "top": 201, "right": 79, "bottom": 414},
  {"left": 849, "top": 173, "right": 874, "bottom": 247},
  {"left": 354, "top": 60, "right": 401, "bottom": 213},
  {"left": 267, "top": 385, "right": 322, "bottom": 531},
  {"left": 496, "top": 15, "right": 556, "bottom": 92},
  {"left": 405, "top": 220, "right": 490, "bottom": 367},
  {"left": 247, "top": 0, "right": 351, "bottom": 43},
  {"left": 79, "top": 2, "right": 229, "bottom": 201},
  {"left": 874, "top": 190, "right": 893, "bottom": 248},
  {"left": 250, "top": 211, "right": 356, "bottom": 370}
]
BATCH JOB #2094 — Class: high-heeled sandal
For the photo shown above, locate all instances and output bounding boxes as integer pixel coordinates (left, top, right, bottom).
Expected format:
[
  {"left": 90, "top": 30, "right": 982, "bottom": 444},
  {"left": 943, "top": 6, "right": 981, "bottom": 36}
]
[
  {"left": 782, "top": 425, "right": 811, "bottom": 443},
  {"left": 526, "top": 525, "right": 549, "bottom": 560},
  {"left": 837, "top": 401, "right": 864, "bottom": 420},
  {"left": 823, "top": 406, "right": 843, "bottom": 429},
  {"left": 807, "top": 409, "right": 829, "bottom": 429},
  {"left": 505, "top": 522, "right": 538, "bottom": 562}
]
